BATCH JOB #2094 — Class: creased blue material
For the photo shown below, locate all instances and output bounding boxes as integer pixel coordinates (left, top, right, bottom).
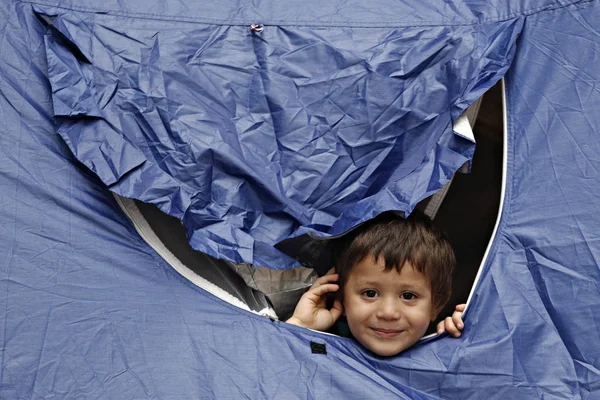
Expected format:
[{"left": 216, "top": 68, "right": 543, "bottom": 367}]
[
  {"left": 1, "top": 0, "right": 600, "bottom": 399},
  {"left": 34, "top": 2, "right": 522, "bottom": 268}
]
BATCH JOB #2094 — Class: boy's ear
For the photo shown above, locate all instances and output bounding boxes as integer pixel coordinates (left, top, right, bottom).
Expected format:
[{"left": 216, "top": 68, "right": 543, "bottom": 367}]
[{"left": 337, "top": 292, "right": 345, "bottom": 316}]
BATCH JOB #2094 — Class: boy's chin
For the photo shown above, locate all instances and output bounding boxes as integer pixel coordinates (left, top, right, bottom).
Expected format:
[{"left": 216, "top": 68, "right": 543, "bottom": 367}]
[{"left": 357, "top": 335, "right": 419, "bottom": 357}]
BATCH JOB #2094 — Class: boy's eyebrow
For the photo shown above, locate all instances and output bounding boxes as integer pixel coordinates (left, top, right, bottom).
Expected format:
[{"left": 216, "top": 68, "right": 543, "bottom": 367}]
[
  {"left": 352, "top": 280, "right": 428, "bottom": 292},
  {"left": 400, "top": 283, "right": 428, "bottom": 292}
]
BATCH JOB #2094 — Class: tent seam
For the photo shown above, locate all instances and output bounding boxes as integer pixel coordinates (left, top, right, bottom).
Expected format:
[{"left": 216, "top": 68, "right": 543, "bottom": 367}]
[{"left": 21, "top": 0, "right": 594, "bottom": 28}]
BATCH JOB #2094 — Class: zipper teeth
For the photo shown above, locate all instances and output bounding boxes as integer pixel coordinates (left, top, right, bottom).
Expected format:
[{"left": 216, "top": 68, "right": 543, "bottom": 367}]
[{"left": 113, "top": 194, "right": 278, "bottom": 319}]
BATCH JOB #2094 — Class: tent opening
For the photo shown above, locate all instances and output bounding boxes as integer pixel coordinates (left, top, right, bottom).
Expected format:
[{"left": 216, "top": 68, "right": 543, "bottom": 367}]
[{"left": 114, "top": 80, "right": 505, "bottom": 334}]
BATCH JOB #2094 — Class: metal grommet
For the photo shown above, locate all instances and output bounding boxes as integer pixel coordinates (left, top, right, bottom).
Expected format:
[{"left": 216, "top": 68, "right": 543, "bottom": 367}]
[{"left": 250, "top": 24, "right": 264, "bottom": 33}]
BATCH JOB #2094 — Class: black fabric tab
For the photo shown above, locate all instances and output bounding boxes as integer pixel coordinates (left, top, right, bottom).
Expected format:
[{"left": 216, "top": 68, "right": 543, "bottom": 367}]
[{"left": 310, "top": 342, "right": 327, "bottom": 355}]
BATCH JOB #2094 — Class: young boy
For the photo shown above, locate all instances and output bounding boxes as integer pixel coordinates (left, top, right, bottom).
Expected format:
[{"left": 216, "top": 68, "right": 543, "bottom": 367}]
[{"left": 287, "top": 211, "right": 466, "bottom": 357}]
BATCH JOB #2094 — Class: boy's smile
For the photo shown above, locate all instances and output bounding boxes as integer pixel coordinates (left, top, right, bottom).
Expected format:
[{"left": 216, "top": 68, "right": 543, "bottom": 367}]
[{"left": 343, "top": 255, "right": 436, "bottom": 356}]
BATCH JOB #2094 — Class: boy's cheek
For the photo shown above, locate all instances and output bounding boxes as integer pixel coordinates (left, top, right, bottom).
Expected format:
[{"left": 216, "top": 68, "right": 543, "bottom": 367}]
[{"left": 430, "top": 303, "right": 443, "bottom": 321}]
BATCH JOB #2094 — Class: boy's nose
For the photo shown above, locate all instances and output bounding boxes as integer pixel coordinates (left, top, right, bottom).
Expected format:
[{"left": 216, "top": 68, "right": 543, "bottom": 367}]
[{"left": 376, "top": 298, "right": 401, "bottom": 320}]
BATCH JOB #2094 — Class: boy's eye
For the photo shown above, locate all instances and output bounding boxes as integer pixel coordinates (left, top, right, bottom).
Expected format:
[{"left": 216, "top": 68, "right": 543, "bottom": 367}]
[
  {"left": 362, "top": 289, "right": 378, "bottom": 298},
  {"left": 401, "top": 292, "right": 417, "bottom": 300}
]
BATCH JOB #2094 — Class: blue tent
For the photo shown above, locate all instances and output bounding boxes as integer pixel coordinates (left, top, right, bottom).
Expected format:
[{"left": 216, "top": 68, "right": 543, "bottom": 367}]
[{"left": 1, "top": 0, "right": 599, "bottom": 398}]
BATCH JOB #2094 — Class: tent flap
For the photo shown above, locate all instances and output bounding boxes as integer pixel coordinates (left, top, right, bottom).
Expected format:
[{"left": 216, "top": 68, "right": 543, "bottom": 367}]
[{"left": 37, "top": 4, "right": 522, "bottom": 268}]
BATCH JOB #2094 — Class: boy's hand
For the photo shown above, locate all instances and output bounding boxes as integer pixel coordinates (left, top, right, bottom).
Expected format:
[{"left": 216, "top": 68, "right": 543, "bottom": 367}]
[
  {"left": 436, "top": 303, "right": 466, "bottom": 337},
  {"left": 286, "top": 269, "right": 343, "bottom": 332}
]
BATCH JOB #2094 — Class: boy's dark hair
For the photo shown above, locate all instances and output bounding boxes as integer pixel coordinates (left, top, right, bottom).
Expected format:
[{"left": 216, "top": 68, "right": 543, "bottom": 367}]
[{"left": 332, "top": 211, "right": 455, "bottom": 316}]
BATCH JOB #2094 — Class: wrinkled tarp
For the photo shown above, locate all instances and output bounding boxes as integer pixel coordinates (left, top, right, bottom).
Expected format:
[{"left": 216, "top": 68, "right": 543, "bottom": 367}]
[
  {"left": 37, "top": 0, "right": 524, "bottom": 268},
  {"left": 1, "top": 0, "right": 599, "bottom": 399}
]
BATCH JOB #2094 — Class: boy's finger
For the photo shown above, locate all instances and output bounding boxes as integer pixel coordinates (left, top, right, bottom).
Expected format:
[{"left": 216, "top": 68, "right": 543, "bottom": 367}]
[
  {"left": 436, "top": 320, "right": 446, "bottom": 335},
  {"left": 312, "top": 273, "right": 339, "bottom": 287},
  {"left": 452, "top": 311, "right": 464, "bottom": 330},
  {"left": 444, "top": 316, "right": 461, "bottom": 337},
  {"left": 308, "top": 283, "right": 339, "bottom": 299},
  {"left": 330, "top": 299, "right": 343, "bottom": 321},
  {"left": 325, "top": 267, "right": 336, "bottom": 275},
  {"left": 455, "top": 303, "right": 466, "bottom": 312}
]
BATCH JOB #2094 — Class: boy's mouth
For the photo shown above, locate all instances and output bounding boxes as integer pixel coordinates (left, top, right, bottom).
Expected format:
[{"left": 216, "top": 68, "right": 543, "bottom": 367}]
[{"left": 371, "top": 328, "right": 403, "bottom": 338}]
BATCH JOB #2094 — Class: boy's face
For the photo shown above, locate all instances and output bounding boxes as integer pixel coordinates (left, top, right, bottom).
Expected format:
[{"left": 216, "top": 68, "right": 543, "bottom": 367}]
[{"left": 343, "top": 255, "right": 435, "bottom": 356}]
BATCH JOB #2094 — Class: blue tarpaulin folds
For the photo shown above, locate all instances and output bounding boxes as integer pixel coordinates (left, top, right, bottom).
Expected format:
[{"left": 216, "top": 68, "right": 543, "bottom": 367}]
[
  {"left": 38, "top": 3, "right": 522, "bottom": 268},
  {"left": 1, "top": 0, "right": 599, "bottom": 398}
]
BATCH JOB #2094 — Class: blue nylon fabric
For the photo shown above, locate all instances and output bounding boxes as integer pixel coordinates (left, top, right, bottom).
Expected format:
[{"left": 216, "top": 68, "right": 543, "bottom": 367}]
[
  {"left": 33, "top": 1, "right": 524, "bottom": 268},
  {"left": 1, "top": 0, "right": 600, "bottom": 399}
]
